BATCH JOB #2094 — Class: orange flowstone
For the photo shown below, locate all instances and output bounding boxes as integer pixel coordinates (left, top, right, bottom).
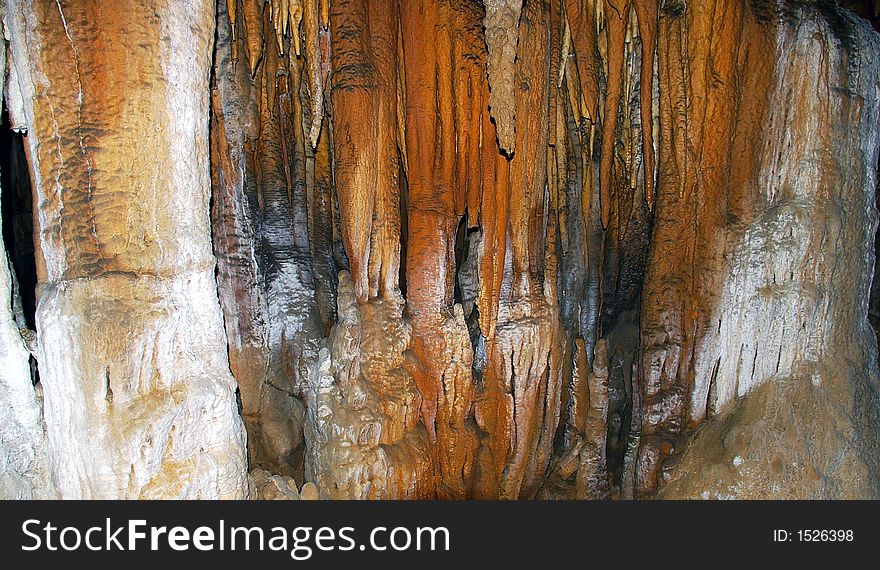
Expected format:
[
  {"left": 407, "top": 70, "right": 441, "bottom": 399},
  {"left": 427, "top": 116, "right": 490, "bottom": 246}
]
[{"left": 330, "top": 0, "right": 401, "bottom": 302}]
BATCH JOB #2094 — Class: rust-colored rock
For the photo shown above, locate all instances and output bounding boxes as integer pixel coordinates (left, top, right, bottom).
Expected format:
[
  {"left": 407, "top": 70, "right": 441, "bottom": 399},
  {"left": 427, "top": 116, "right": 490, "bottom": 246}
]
[{"left": 331, "top": 0, "right": 402, "bottom": 302}]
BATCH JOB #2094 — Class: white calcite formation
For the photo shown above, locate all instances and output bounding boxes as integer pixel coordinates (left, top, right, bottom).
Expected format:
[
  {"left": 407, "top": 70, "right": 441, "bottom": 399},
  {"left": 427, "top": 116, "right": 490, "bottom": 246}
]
[
  {"left": 0, "top": 195, "right": 53, "bottom": 500},
  {"left": 0, "top": 233, "right": 51, "bottom": 498}
]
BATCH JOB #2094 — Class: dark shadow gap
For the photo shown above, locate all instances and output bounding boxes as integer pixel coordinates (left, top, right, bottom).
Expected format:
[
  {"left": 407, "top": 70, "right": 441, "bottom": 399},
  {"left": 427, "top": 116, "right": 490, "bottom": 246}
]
[
  {"left": 1, "top": 104, "right": 39, "bottom": 384},
  {"left": 0, "top": 105, "right": 37, "bottom": 331},
  {"left": 398, "top": 156, "right": 408, "bottom": 298},
  {"left": 452, "top": 211, "right": 468, "bottom": 305}
]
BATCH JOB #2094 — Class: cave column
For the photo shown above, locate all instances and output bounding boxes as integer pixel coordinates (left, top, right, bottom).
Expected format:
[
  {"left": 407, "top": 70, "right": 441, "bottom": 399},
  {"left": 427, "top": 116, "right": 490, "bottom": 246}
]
[{"left": 5, "top": 0, "right": 247, "bottom": 498}]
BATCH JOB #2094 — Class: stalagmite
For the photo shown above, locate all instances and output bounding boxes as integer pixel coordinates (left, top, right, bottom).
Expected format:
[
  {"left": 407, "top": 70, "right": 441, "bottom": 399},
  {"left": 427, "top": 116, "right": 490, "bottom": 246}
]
[
  {"left": 304, "top": 272, "right": 433, "bottom": 498},
  {"left": 576, "top": 339, "right": 609, "bottom": 498},
  {"left": 248, "top": 467, "right": 301, "bottom": 499}
]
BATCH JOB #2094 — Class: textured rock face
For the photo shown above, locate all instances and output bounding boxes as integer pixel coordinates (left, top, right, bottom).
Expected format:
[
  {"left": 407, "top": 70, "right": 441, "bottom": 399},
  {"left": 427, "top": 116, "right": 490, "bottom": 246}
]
[
  {"left": 248, "top": 468, "right": 301, "bottom": 500},
  {"left": 4, "top": 0, "right": 246, "bottom": 498},
  {"left": 210, "top": 0, "right": 323, "bottom": 481},
  {"left": 1, "top": 0, "right": 879, "bottom": 501},
  {"left": 0, "top": 249, "right": 50, "bottom": 499}
]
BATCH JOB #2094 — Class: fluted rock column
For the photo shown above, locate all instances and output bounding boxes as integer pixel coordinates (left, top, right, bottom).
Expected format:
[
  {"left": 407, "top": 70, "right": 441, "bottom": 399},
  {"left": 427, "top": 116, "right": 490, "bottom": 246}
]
[{"left": 5, "top": 0, "right": 247, "bottom": 498}]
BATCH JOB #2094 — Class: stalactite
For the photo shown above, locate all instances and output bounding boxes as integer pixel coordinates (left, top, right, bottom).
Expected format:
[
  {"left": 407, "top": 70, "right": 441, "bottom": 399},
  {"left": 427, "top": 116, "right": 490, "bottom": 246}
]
[
  {"left": 483, "top": 0, "right": 524, "bottom": 154},
  {"left": 454, "top": 2, "right": 489, "bottom": 226},
  {"left": 269, "top": 0, "right": 303, "bottom": 55},
  {"left": 330, "top": 0, "right": 401, "bottom": 302},
  {"left": 476, "top": 125, "right": 509, "bottom": 340},
  {"left": 633, "top": 0, "right": 657, "bottom": 209},
  {"left": 306, "top": 118, "right": 337, "bottom": 332},
  {"left": 565, "top": 0, "right": 601, "bottom": 122},
  {"left": 228, "top": 0, "right": 238, "bottom": 39},
  {"left": 242, "top": 0, "right": 266, "bottom": 76},
  {"left": 302, "top": 0, "right": 325, "bottom": 147},
  {"left": 598, "top": 0, "right": 630, "bottom": 228}
]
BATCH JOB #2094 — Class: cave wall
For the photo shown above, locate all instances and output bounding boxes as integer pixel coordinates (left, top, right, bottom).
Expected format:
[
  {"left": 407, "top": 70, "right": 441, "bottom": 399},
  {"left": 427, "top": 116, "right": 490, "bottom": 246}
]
[
  {"left": 0, "top": 9, "right": 52, "bottom": 498},
  {"left": 0, "top": 0, "right": 878, "bottom": 500}
]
